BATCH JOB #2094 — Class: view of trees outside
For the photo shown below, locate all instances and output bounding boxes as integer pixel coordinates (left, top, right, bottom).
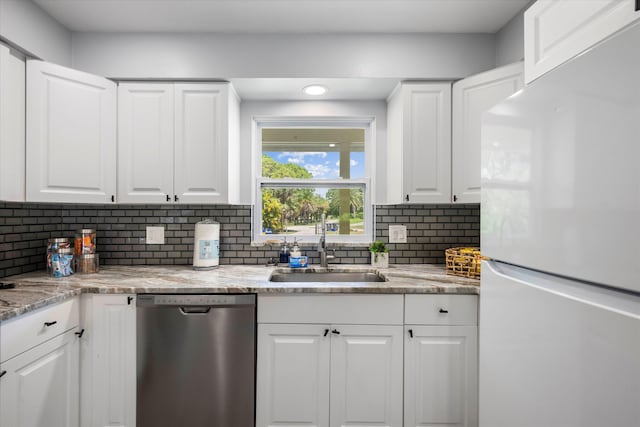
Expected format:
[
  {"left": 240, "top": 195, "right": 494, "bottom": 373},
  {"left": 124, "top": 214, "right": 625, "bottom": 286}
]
[{"left": 261, "top": 153, "right": 365, "bottom": 235}]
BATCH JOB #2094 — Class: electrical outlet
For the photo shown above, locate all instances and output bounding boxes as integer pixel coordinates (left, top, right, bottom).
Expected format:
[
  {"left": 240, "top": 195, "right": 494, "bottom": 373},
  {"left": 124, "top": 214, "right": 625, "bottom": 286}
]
[
  {"left": 146, "top": 226, "right": 165, "bottom": 244},
  {"left": 389, "top": 225, "right": 407, "bottom": 243}
]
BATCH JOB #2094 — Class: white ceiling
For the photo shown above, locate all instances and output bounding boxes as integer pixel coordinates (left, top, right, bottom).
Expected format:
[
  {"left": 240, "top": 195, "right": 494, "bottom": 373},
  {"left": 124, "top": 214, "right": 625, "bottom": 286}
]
[
  {"left": 34, "top": 0, "right": 529, "bottom": 34},
  {"left": 231, "top": 78, "right": 400, "bottom": 101}
]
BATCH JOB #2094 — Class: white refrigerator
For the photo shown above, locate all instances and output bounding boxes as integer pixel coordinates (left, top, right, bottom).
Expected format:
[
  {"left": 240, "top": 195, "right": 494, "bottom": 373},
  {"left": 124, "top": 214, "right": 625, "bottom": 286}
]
[{"left": 479, "top": 20, "right": 640, "bottom": 427}]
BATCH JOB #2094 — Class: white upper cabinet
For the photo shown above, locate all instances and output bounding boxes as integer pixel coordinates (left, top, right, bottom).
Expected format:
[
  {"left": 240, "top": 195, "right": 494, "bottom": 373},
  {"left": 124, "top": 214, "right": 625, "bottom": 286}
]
[
  {"left": 0, "top": 44, "right": 25, "bottom": 202},
  {"left": 174, "top": 84, "right": 235, "bottom": 204},
  {"left": 117, "top": 83, "right": 175, "bottom": 203},
  {"left": 26, "top": 61, "right": 117, "bottom": 203},
  {"left": 525, "top": 0, "right": 640, "bottom": 84},
  {"left": 387, "top": 82, "right": 452, "bottom": 204},
  {"left": 452, "top": 62, "right": 524, "bottom": 204},
  {"left": 117, "top": 82, "right": 240, "bottom": 204}
]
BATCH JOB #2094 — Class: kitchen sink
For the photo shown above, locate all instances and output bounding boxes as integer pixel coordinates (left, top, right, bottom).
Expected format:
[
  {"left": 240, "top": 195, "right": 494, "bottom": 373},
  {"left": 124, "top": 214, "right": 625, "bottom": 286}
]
[{"left": 269, "top": 271, "right": 386, "bottom": 283}]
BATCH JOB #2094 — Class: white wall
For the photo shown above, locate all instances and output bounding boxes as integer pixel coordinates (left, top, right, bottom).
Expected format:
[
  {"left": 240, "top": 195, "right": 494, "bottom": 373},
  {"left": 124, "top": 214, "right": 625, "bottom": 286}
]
[
  {"left": 238, "top": 100, "right": 387, "bottom": 204},
  {"left": 0, "top": 0, "right": 71, "bottom": 66},
  {"left": 71, "top": 32, "right": 496, "bottom": 79},
  {"left": 495, "top": 1, "right": 534, "bottom": 67}
]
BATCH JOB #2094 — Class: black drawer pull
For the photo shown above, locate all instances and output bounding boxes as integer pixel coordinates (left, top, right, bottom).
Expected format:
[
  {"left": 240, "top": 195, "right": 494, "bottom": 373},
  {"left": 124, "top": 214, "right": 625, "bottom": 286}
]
[
  {"left": 44, "top": 321, "right": 57, "bottom": 327},
  {"left": 166, "top": 194, "right": 171, "bottom": 202},
  {"left": 127, "top": 296, "right": 134, "bottom": 305},
  {"left": 408, "top": 329, "right": 413, "bottom": 338},
  {"left": 75, "top": 329, "right": 85, "bottom": 338},
  {"left": 331, "top": 329, "right": 340, "bottom": 335},
  {"left": 0, "top": 370, "right": 6, "bottom": 379},
  {"left": 323, "top": 329, "right": 330, "bottom": 337},
  {"left": 439, "top": 308, "right": 449, "bottom": 314}
]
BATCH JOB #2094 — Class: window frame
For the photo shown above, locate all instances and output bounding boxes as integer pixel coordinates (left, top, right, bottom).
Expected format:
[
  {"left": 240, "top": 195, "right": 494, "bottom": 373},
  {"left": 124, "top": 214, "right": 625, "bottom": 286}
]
[{"left": 252, "top": 116, "right": 376, "bottom": 244}]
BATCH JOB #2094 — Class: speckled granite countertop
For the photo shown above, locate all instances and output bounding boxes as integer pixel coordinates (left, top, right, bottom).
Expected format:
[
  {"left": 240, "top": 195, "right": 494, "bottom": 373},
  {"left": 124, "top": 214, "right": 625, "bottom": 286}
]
[{"left": 0, "top": 264, "right": 479, "bottom": 322}]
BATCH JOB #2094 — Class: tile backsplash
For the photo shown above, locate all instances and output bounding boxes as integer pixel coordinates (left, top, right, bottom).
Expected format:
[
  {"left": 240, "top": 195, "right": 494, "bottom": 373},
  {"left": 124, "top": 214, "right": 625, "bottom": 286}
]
[{"left": 0, "top": 202, "right": 479, "bottom": 278}]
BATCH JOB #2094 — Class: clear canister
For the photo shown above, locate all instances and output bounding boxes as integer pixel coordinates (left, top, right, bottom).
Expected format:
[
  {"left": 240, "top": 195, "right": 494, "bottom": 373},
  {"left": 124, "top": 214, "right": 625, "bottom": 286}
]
[
  {"left": 47, "top": 238, "right": 70, "bottom": 272},
  {"left": 50, "top": 247, "right": 74, "bottom": 278},
  {"left": 74, "top": 229, "right": 96, "bottom": 255},
  {"left": 74, "top": 254, "right": 99, "bottom": 274}
]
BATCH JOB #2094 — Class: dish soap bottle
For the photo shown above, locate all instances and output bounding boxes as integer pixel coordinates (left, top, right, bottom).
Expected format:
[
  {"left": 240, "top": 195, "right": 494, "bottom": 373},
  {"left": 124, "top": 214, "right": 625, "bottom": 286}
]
[{"left": 279, "top": 238, "right": 290, "bottom": 264}]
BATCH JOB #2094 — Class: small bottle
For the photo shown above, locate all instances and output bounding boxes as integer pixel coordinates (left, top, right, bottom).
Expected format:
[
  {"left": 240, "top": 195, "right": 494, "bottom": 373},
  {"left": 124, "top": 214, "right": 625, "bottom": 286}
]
[
  {"left": 279, "top": 238, "right": 290, "bottom": 264},
  {"left": 290, "top": 238, "right": 301, "bottom": 258}
]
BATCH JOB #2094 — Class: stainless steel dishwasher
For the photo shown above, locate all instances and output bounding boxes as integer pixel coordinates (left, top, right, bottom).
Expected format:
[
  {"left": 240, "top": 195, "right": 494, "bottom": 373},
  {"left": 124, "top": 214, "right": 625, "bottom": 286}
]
[{"left": 136, "top": 294, "right": 256, "bottom": 427}]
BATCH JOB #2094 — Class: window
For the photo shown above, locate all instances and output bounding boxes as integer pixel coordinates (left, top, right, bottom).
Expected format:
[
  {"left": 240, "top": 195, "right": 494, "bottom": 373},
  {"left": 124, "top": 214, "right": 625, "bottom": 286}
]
[{"left": 254, "top": 119, "right": 374, "bottom": 243}]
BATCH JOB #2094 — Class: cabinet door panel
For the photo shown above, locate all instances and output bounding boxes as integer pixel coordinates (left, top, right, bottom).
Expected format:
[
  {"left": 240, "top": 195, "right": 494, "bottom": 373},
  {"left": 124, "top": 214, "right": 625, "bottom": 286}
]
[
  {"left": 404, "top": 326, "right": 478, "bottom": 427},
  {"left": 330, "top": 325, "right": 403, "bottom": 427},
  {"left": 26, "top": 61, "right": 116, "bottom": 203},
  {"left": 402, "top": 83, "right": 451, "bottom": 203},
  {"left": 525, "top": 0, "right": 640, "bottom": 83},
  {"left": 0, "top": 44, "right": 25, "bottom": 201},
  {"left": 256, "top": 324, "right": 330, "bottom": 427},
  {"left": 80, "top": 295, "right": 136, "bottom": 427},
  {"left": 174, "top": 84, "right": 228, "bottom": 203},
  {"left": 118, "top": 83, "right": 174, "bottom": 203},
  {"left": 0, "top": 329, "right": 79, "bottom": 427},
  {"left": 452, "top": 62, "right": 523, "bottom": 204}
]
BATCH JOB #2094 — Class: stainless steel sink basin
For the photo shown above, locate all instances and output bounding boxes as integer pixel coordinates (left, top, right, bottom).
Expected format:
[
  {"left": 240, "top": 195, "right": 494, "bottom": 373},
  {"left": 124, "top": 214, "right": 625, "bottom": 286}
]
[{"left": 269, "top": 271, "right": 386, "bottom": 283}]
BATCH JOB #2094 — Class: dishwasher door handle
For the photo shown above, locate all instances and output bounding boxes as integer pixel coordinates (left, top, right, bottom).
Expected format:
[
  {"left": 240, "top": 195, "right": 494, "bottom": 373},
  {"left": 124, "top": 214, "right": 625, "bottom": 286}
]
[{"left": 179, "top": 307, "right": 212, "bottom": 315}]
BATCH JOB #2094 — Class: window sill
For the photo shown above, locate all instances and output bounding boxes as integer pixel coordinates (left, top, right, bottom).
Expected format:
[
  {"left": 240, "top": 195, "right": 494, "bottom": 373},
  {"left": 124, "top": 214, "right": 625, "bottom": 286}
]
[{"left": 251, "top": 240, "right": 372, "bottom": 248}]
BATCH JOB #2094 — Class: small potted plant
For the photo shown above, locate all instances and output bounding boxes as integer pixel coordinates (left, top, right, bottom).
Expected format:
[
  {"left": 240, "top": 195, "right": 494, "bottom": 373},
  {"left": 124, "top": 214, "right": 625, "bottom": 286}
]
[{"left": 369, "top": 240, "right": 389, "bottom": 268}]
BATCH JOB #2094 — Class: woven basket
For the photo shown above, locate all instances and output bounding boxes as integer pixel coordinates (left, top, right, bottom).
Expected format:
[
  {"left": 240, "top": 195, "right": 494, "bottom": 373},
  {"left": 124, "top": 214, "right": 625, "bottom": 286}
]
[{"left": 445, "top": 247, "right": 482, "bottom": 279}]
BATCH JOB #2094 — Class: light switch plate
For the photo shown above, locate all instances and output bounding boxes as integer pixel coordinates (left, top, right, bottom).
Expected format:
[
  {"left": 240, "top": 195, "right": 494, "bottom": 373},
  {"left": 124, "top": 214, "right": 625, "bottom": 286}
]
[
  {"left": 146, "top": 226, "right": 165, "bottom": 244},
  {"left": 389, "top": 225, "right": 407, "bottom": 243}
]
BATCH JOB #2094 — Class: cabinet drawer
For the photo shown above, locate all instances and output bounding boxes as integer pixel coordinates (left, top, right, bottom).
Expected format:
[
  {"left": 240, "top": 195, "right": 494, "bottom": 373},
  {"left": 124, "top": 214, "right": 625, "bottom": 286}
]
[
  {"left": 1, "top": 297, "right": 80, "bottom": 362},
  {"left": 405, "top": 295, "right": 477, "bottom": 325},
  {"left": 258, "top": 294, "right": 404, "bottom": 325}
]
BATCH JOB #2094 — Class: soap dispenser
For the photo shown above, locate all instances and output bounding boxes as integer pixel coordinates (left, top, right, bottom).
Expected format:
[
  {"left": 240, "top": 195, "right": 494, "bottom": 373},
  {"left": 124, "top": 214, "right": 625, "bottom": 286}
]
[
  {"left": 279, "top": 238, "right": 290, "bottom": 264},
  {"left": 290, "top": 238, "right": 301, "bottom": 258}
]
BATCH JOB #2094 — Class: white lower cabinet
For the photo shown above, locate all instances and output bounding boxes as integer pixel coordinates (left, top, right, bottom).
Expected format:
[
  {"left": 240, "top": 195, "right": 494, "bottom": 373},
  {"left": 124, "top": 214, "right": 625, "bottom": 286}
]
[
  {"left": 0, "top": 328, "right": 80, "bottom": 427},
  {"left": 404, "top": 326, "right": 478, "bottom": 427},
  {"left": 330, "top": 325, "right": 403, "bottom": 427},
  {"left": 257, "top": 323, "right": 403, "bottom": 427},
  {"left": 80, "top": 294, "right": 136, "bottom": 427},
  {"left": 256, "top": 324, "right": 331, "bottom": 427},
  {"left": 257, "top": 294, "right": 478, "bottom": 427}
]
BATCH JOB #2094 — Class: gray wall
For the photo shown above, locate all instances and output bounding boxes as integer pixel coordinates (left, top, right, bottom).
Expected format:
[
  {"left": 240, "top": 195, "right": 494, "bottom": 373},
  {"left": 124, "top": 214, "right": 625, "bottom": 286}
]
[
  {"left": 0, "top": 202, "right": 479, "bottom": 278},
  {"left": 0, "top": 0, "right": 72, "bottom": 66},
  {"left": 70, "top": 32, "right": 497, "bottom": 79},
  {"left": 495, "top": 1, "right": 534, "bottom": 67}
]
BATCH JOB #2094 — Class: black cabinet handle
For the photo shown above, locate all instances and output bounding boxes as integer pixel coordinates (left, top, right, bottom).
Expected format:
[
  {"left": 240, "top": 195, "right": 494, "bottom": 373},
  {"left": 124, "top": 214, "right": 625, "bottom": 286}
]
[
  {"left": 453, "top": 195, "right": 458, "bottom": 202},
  {"left": 405, "top": 194, "right": 410, "bottom": 202},
  {"left": 0, "top": 370, "right": 6, "bottom": 379},
  {"left": 127, "top": 296, "right": 134, "bottom": 305},
  {"left": 44, "top": 321, "right": 57, "bottom": 327},
  {"left": 174, "top": 195, "right": 179, "bottom": 202},
  {"left": 331, "top": 329, "right": 340, "bottom": 335},
  {"left": 323, "top": 329, "right": 329, "bottom": 337},
  {"left": 75, "top": 329, "right": 85, "bottom": 338},
  {"left": 439, "top": 308, "right": 449, "bottom": 314},
  {"left": 111, "top": 195, "right": 115, "bottom": 203},
  {"left": 408, "top": 329, "right": 413, "bottom": 338},
  {"left": 166, "top": 195, "right": 171, "bottom": 202}
]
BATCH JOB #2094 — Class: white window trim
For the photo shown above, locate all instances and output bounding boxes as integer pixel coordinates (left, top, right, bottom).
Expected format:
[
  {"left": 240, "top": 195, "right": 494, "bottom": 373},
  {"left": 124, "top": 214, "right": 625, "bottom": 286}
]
[{"left": 252, "top": 116, "right": 376, "bottom": 244}]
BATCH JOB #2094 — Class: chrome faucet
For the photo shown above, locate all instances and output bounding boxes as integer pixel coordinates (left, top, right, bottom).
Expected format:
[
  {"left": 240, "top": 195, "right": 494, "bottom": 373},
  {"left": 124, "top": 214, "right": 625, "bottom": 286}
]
[{"left": 318, "top": 213, "right": 336, "bottom": 267}]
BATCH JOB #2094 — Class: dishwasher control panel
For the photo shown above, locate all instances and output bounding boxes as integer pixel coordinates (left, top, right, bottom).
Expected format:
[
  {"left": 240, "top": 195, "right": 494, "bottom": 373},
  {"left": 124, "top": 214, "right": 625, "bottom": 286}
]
[{"left": 137, "top": 294, "right": 255, "bottom": 307}]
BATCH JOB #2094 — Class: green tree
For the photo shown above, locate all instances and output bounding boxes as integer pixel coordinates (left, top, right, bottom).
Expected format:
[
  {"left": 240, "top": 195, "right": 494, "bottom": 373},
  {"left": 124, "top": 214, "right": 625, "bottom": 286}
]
[{"left": 262, "top": 190, "right": 282, "bottom": 231}]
